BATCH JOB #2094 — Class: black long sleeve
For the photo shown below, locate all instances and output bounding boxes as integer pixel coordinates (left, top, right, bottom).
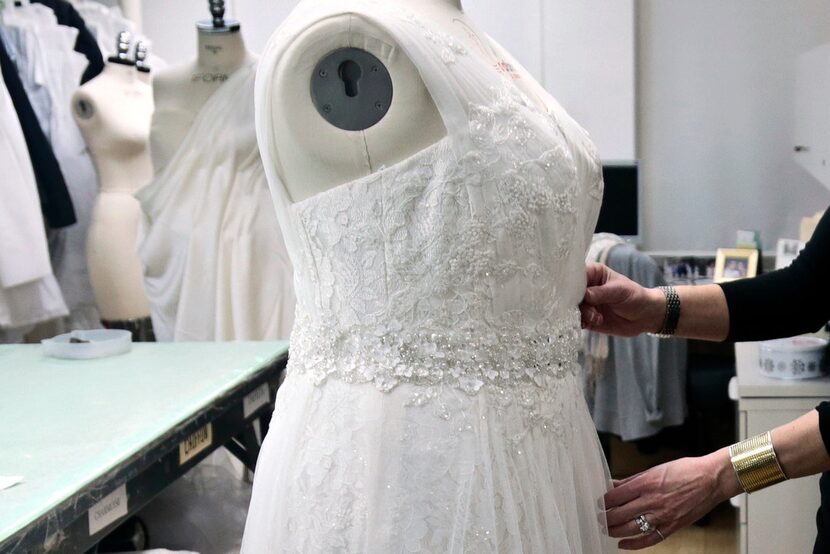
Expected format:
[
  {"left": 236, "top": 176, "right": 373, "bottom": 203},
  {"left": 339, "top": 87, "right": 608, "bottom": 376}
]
[
  {"left": 719, "top": 208, "right": 830, "bottom": 459},
  {"left": 819, "top": 402, "right": 830, "bottom": 458},
  {"left": 720, "top": 208, "right": 830, "bottom": 342},
  {"left": 0, "top": 34, "right": 76, "bottom": 228}
]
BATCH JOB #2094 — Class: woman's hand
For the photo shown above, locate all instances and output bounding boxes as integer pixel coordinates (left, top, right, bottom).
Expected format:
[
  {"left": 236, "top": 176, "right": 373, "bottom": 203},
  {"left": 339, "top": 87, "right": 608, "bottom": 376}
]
[
  {"left": 603, "top": 449, "right": 742, "bottom": 550},
  {"left": 580, "top": 263, "right": 666, "bottom": 337}
]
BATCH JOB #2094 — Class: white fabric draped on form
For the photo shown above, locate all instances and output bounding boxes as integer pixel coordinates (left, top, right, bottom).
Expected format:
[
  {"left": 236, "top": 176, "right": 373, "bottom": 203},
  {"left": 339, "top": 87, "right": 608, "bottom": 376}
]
[{"left": 136, "top": 63, "right": 295, "bottom": 342}]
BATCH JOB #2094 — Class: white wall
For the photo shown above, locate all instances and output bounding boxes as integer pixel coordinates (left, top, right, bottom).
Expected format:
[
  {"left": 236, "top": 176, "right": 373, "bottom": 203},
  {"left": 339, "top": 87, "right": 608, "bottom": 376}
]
[
  {"left": 139, "top": 0, "right": 635, "bottom": 161},
  {"left": 463, "top": 0, "right": 544, "bottom": 80},
  {"left": 442, "top": 0, "right": 636, "bottom": 161},
  {"left": 542, "top": 0, "right": 636, "bottom": 161},
  {"left": 139, "top": 0, "right": 297, "bottom": 64},
  {"left": 638, "top": 0, "right": 830, "bottom": 251},
  {"left": 794, "top": 43, "right": 830, "bottom": 190}
]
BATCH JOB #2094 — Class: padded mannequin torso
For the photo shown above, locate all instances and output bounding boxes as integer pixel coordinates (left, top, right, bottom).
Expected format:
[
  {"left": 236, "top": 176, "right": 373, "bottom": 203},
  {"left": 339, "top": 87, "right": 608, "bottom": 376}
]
[
  {"left": 71, "top": 61, "right": 153, "bottom": 320},
  {"left": 150, "top": 29, "right": 255, "bottom": 173}
]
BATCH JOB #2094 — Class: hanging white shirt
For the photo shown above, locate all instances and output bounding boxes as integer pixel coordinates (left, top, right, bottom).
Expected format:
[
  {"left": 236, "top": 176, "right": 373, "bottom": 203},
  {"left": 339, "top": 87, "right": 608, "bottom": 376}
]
[{"left": 0, "top": 60, "right": 68, "bottom": 330}]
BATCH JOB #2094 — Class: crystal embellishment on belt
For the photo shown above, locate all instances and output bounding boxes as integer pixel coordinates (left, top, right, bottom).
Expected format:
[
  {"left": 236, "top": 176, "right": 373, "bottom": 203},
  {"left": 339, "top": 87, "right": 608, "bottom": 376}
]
[{"left": 288, "top": 310, "right": 583, "bottom": 395}]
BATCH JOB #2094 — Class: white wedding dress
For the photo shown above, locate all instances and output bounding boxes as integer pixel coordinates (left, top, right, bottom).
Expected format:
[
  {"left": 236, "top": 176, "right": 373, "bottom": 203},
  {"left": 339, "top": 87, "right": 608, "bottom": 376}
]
[{"left": 244, "top": 2, "right": 616, "bottom": 552}]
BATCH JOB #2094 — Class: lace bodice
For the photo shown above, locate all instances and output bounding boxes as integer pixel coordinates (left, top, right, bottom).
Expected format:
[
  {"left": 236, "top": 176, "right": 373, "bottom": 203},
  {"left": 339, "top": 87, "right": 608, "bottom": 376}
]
[{"left": 256, "top": 2, "right": 603, "bottom": 395}]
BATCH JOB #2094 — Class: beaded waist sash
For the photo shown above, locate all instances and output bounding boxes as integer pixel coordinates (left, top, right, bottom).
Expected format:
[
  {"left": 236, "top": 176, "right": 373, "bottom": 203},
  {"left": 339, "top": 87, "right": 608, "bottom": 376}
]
[{"left": 287, "top": 310, "right": 583, "bottom": 394}]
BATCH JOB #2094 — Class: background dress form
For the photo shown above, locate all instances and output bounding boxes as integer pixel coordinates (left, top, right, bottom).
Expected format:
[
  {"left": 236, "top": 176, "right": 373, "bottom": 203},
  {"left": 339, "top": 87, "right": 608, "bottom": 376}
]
[
  {"left": 72, "top": 60, "right": 153, "bottom": 325},
  {"left": 149, "top": 28, "right": 255, "bottom": 173},
  {"left": 244, "top": 1, "right": 614, "bottom": 552}
]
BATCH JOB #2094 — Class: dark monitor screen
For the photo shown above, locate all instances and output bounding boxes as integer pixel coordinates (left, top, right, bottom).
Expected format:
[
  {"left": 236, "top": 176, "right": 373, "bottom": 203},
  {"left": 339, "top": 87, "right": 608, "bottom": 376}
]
[{"left": 595, "top": 164, "right": 638, "bottom": 237}]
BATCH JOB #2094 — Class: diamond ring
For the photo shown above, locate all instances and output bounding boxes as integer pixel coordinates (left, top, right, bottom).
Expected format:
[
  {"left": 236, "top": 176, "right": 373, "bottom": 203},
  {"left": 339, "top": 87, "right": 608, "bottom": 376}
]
[{"left": 635, "top": 514, "right": 653, "bottom": 534}]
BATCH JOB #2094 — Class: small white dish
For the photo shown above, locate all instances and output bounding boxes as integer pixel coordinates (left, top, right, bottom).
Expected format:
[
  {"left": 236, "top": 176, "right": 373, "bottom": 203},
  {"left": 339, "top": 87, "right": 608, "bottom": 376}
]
[
  {"left": 42, "top": 329, "right": 132, "bottom": 360},
  {"left": 759, "top": 336, "right": 828, "bottom": 380}
]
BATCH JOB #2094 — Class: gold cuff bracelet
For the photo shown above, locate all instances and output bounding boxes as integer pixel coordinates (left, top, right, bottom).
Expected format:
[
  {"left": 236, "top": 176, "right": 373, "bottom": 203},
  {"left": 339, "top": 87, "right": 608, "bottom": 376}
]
[{"left": 729, "top": 431, "right": 788, "bottom": 494}]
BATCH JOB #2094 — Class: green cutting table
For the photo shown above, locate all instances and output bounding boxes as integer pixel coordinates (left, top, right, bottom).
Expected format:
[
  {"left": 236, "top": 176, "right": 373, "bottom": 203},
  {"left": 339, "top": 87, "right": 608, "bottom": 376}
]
[{"left": 0, "top": 341, "right": 288, "bottom": 554}]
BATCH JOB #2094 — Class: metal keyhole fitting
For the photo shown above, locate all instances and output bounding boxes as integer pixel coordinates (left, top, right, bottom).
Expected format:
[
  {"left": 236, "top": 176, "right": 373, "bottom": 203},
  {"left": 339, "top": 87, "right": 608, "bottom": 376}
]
[
  {"left": 311, "top": 47, "right": 393, "bottom": 131},
  {"left": 338, "top": 60, "right": 362, "bottom": 98}
]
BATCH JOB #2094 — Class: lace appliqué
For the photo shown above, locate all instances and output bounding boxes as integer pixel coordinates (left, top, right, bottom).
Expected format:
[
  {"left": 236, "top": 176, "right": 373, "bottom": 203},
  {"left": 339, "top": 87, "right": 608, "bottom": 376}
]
[{"left": 404, "top": 12, "right": 468, "bottom": 66}]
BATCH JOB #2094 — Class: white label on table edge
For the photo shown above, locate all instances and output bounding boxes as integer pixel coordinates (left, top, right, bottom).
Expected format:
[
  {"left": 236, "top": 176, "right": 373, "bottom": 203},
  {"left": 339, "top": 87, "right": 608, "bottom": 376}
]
[
  {"left": 243, "top": 383, "right": 270, "bottom": 419},
  {"left": 88, "top": 484, "right": 128, "bottom": 536},
  {"left": 179, "top": 423, "right": 213, "bottom": 465}
]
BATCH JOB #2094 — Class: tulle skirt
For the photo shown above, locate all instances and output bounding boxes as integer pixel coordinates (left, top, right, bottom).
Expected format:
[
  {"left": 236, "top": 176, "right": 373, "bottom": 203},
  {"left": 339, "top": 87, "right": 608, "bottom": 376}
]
[{"left": 242, "top": 369, "right": 616, "bottom": 553}]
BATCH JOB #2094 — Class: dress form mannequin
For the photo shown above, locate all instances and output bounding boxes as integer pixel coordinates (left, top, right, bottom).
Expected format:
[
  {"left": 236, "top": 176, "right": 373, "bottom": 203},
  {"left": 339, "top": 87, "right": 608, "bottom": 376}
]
[
  {"left": 264, "top": 0, "right": 551, "bottom": 202},
  {"left": 71, "top": 32, "right": 154, "bottom": 334},
  {"left": 150, "top": 3, "right": 255, "bottom": 172}
]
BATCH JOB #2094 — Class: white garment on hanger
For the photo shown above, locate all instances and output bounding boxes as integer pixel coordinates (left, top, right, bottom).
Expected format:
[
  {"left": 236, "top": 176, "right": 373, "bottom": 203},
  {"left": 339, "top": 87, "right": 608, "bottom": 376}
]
[
  {"left": 70, "top": 0, "right": 130, "bottom": 55},
  {"left": 243, "top": 1, "right": 614, "bottom": 552},
  {"left": 0, "top": 60, "right": 68, "bottom": 331},
  {"left": 4, "top": 2, "right": 101, "bottom": 330},
  {"left": 0, "top": 6, "right": 62, "bottom": 139},
  {"left": 135, "top": 63, "right": 295, "bottom": 341}
]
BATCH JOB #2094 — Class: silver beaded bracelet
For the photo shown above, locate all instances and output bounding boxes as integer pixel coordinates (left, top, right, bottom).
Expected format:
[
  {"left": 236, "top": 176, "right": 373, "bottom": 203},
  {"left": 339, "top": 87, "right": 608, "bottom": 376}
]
[{"left": 654, "top": 286, "right": 681, "bottom": 338}]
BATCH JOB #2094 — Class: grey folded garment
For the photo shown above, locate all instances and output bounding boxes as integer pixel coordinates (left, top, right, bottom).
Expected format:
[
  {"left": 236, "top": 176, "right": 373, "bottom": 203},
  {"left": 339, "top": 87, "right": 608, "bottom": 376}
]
[{"left": 584, "top": 233, "right": 627, "bottom": 391}]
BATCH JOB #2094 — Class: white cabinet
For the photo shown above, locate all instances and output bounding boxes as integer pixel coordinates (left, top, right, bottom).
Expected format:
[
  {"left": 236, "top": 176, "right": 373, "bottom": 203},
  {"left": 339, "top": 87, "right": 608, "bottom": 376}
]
[{"left": 734, "top": 343, "right": 829, "bottom": 554}]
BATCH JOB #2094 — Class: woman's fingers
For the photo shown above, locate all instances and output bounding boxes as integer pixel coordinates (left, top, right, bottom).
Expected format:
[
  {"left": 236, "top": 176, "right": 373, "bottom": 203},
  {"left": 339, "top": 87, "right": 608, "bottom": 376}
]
[
  {"left": 585, "top": 262, "right": 610, "bottom": 287},
  {"left": 604, "top": 496, "right": 655, "bottom": 529},
  {"left": 580, "top": 304, "right": 604, "bottom": 330},
  {"left": 583, "top": 282, "right": 624, "bottom": 307},
  {"left": 613, "top": 473, "right": 639, "bottom": 487},
  {"left": 604, "top": 474, "right": 645, "bottom": 511},
  {"left": 608, "top": 511, "right": 663, "bottom": 539},
  {"left": 618, "top": 528, "right": 669, "bottom": 551},
  {"left": 582, "top": 263, "right": 653, "bottom": 336},
  {"left": 602, "top": 456, "right": 727, "bottom": 549}
]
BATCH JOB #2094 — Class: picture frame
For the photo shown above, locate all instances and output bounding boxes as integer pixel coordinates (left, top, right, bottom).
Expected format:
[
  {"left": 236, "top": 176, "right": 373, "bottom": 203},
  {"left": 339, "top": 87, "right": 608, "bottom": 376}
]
[
  {"left": 662, "top": 256, "right": 717, "bottom": 286},
  {"left": 736, "top": 229, "right": 763, "bottom": 250},
  {"left": 714, "top": 248, "right": 759, "bottom": 283},
  {"left": 774, "top": 238, "right": 806, "bottom": 270}
]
